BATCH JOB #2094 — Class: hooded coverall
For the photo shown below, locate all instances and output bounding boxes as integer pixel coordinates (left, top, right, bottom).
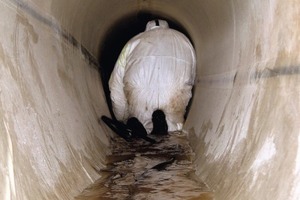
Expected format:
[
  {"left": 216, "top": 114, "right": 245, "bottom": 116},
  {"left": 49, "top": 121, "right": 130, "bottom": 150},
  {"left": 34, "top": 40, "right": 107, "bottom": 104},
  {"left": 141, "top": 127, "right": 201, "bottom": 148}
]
[{"left": 109, "top": 19, "right": 196, "bottom": 133}]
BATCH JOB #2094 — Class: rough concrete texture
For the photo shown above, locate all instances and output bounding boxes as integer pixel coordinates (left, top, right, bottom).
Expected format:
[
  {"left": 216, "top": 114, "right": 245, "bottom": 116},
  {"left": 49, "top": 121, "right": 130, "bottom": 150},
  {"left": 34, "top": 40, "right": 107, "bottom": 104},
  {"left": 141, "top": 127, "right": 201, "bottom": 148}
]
[
  {"left": 1, "top": 0, "right": 300, "bottom": 199},
  {"left": 0, "top": 0, "right": 110, "bottom": 199}
]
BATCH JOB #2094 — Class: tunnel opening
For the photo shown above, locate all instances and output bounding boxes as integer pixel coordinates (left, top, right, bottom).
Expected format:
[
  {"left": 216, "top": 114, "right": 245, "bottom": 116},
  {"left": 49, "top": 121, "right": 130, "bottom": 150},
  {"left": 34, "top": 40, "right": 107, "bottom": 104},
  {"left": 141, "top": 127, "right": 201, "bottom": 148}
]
[{"left": 98, "top": 10, "right": 195, "bottom": 121}]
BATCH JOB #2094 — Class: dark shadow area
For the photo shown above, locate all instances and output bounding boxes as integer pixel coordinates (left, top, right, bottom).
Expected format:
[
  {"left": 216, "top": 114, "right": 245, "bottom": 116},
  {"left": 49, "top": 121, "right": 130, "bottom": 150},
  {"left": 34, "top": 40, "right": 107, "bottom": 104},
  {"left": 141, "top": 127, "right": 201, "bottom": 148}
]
[{"left": 98, "top": 10, "right": 194, "bottom": 120}]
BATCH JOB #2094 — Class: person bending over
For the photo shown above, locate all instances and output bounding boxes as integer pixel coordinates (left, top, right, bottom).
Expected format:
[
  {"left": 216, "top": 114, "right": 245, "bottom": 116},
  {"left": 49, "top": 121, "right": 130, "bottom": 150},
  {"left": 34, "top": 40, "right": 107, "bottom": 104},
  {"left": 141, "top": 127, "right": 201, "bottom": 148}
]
[{"left": 109, "top": 19, "right": 196, "bottom": 133}]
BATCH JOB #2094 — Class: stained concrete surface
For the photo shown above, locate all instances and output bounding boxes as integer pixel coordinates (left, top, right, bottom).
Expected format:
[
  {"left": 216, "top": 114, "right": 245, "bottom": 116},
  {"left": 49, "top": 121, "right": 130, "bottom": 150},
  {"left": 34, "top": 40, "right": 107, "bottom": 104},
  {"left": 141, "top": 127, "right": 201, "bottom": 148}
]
[{"left": 1, "top": 0, "right": 300, "bottom": 200}]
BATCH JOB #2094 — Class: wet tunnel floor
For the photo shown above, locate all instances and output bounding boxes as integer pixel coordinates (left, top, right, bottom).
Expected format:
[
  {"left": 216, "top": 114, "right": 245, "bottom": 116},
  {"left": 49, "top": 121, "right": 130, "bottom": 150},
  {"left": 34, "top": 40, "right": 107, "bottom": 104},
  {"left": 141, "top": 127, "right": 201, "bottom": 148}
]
[{"left": 76, "top": 132, "right": 214, "bottom": 200}]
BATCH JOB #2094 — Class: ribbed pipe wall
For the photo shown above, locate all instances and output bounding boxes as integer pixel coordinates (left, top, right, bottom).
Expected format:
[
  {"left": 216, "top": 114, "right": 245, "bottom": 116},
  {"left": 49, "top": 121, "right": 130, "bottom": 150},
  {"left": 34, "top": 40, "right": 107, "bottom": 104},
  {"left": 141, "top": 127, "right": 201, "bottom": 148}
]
[{"left": 1, "top": 0, "right": 300, "bottom": 199}]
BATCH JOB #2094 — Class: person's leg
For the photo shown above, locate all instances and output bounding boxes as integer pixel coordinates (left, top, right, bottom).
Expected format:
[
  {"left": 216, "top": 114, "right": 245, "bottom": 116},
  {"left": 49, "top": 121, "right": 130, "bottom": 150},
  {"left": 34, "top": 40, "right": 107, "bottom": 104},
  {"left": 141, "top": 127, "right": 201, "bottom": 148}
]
[
  {"left": 151, "top": 109, "right": 168, "bottom": 135},
  {"left": 127, "top": 117, "right": 156, "bottom": 143},
  {"left": 101, "top": 116, "right": 132, "bottom": 142}
]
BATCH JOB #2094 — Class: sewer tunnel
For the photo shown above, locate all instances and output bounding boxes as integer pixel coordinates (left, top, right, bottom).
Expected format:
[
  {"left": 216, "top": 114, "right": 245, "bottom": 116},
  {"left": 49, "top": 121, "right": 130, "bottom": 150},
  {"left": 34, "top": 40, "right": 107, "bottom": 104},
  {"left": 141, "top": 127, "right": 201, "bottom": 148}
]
[{"left": 1, "top": 0, "right": 300, "bottom": 199}]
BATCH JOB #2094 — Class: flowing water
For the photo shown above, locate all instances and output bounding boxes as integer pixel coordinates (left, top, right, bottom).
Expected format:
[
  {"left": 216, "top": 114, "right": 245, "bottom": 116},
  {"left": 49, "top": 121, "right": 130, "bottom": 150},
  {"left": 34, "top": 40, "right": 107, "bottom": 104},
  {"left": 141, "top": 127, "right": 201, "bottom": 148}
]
[{"left": 76, "top": 131, "right": 214, "bottom": 200}]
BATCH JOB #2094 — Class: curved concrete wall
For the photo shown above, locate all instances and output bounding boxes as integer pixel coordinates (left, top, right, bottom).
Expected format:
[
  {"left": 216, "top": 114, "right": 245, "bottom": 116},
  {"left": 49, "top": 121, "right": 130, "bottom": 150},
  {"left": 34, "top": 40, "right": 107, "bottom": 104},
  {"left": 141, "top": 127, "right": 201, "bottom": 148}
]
[{"left": 1, "top": 0, "right": 300, "bottom": 199}]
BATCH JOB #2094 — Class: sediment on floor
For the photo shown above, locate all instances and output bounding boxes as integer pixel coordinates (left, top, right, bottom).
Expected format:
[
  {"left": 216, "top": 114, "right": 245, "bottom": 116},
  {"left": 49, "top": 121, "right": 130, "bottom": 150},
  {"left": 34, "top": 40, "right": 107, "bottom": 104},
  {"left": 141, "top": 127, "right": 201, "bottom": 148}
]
[{"left": 76, "top": 132, "right": 214, "bottom": 200}]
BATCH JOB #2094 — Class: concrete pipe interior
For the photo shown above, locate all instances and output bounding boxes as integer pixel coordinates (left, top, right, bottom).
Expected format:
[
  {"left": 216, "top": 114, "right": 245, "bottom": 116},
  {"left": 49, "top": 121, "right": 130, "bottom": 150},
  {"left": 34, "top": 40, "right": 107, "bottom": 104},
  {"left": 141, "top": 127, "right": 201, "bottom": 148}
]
[{"left": 1, "top": 0, "right": 300, "bottom": 199}]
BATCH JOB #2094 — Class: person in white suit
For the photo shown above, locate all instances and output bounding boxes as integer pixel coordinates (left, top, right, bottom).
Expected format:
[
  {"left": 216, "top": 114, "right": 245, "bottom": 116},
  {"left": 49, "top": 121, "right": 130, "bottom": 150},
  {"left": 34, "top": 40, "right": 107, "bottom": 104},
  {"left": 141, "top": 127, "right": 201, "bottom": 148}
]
[{"left": 109, "top": 19, "right": 196, "bottom": 133}]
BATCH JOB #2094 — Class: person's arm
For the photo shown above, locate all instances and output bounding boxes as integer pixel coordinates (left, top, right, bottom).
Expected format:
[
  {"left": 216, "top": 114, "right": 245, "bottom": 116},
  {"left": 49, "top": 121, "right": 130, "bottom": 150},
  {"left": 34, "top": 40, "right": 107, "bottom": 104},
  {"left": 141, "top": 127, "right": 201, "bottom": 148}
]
[{"left": 109, "top": 45, "right": 129, "bottom": 121}]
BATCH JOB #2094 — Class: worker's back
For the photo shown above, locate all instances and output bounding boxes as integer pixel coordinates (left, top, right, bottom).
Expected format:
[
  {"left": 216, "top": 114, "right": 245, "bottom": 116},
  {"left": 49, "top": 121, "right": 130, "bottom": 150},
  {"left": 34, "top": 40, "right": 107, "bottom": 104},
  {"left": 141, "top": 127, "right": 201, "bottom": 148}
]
[{"left": 109, "top": 19, "right": 196, "bottom": 132}]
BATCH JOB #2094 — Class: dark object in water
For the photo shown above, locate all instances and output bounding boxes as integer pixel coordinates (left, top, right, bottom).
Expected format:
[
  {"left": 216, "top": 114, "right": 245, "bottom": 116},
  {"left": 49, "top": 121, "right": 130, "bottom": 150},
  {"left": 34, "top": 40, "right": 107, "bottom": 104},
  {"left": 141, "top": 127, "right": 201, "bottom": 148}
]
[
  {"left": 137, "top": 157, "right": 176, "bottom": 180},
  {"left": 127, "top": 117, "right": 156, "bottom": 144},
  {"left": 101, "top": 116, "right": 132, "bottom": 142},
  {"left": 151, "top": 157, "right": 175, "bottom": 171},
  {"left": 101, "top": 116, "right": 156, "bottom": 143},
  {"left": 151, "top": 109, "right": 168, "bottom": 135}
]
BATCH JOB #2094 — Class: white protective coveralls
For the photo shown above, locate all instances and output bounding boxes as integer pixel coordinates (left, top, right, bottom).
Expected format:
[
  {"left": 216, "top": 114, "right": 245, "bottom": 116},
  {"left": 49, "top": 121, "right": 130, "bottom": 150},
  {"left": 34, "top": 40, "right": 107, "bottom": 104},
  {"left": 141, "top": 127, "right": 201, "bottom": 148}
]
[{"left": 109, "top": 19, "right": 196, "bottom": 133}]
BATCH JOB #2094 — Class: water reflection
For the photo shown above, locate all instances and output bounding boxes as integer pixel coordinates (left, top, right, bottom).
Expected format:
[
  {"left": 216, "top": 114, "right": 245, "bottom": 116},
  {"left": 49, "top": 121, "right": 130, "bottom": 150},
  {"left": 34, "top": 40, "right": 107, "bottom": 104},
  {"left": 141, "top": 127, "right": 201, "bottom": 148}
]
[{"left": 76, "top": 132, "right": 214, "bottom": 200}]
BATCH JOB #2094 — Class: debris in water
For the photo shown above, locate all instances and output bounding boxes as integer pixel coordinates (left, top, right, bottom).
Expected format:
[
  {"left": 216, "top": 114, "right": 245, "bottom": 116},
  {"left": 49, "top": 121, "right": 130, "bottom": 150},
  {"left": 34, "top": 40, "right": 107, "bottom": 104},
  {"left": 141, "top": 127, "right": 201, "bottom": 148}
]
[
  {"left": 76, "top": 131, "right": 214, "bottom": 200},
  {"left": 151, "top": 157, "right": 175, "bottom": 171}
]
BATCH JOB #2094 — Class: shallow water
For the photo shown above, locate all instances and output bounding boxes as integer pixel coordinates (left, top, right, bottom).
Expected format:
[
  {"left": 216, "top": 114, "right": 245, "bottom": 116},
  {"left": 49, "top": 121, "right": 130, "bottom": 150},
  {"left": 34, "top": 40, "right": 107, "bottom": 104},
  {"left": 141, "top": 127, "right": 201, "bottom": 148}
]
[{"left": 76, "top": 132, "right": 214, "bottom": 200}]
